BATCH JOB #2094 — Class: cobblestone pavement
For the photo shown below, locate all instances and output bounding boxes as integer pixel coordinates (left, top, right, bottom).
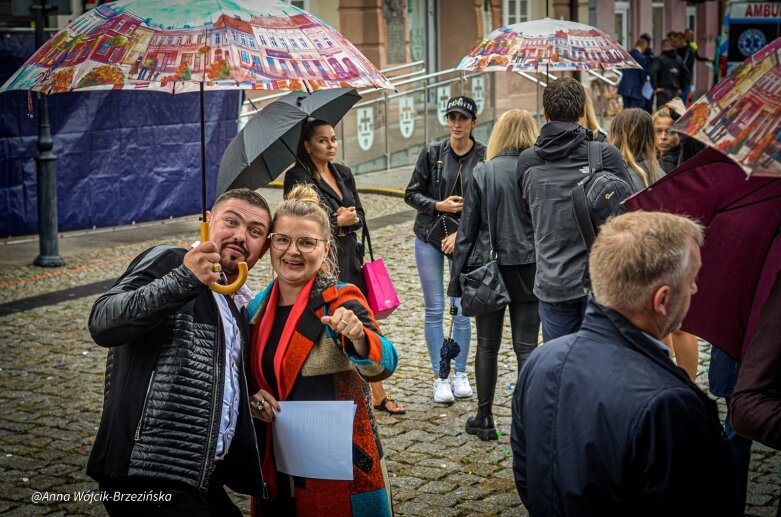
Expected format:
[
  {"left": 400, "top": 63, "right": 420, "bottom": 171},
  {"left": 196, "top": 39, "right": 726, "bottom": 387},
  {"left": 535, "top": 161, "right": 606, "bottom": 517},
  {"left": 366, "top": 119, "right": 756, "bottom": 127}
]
[{"left": 0, "top": 194, "right": 779, "bottom": 516}]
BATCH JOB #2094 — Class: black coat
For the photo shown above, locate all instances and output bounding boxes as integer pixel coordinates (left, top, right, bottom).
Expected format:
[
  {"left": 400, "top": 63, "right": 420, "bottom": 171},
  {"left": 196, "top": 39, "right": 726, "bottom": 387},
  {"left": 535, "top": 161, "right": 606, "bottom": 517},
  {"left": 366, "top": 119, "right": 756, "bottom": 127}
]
[
  {"left": 284, "top": 163, "right": 366, "bottom": 293},
  {"left": 448, "top": 148, "right": 535, "bottom": 297},
  {"left": 87, "top": 246, "right": 264, "bottom": 496},
  {"left": 512, "top": 297, "right": 735, "bottom": 516}
]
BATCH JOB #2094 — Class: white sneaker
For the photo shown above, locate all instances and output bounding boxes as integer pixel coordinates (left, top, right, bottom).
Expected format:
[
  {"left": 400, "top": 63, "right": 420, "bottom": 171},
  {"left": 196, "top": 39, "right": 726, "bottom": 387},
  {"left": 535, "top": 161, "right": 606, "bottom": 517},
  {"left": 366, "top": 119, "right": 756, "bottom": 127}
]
[
  {"left": 433, "top": 378, "right": 455, "bottom": 403},
  {"left": 452, "top": 372, "right": 473, "bottom": 398}
]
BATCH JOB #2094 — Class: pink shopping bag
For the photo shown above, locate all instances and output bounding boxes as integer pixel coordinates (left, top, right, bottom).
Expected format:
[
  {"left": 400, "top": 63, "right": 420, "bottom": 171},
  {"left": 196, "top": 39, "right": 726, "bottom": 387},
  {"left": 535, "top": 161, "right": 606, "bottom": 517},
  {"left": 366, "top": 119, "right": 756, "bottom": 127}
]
[{"left": 362, "top": 257, "right": 400, "bottom": 320}]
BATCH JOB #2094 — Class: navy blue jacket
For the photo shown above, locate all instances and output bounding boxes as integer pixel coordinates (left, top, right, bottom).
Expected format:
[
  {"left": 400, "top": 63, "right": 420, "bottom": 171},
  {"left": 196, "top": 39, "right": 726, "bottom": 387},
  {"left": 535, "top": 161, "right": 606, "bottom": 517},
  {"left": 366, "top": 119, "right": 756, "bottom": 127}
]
[
  {"left": 617, "top": 48, "right": 649, "bottom": 100},
  {"left": 512, "top": 297, "right": 735, "bottom": 516}
]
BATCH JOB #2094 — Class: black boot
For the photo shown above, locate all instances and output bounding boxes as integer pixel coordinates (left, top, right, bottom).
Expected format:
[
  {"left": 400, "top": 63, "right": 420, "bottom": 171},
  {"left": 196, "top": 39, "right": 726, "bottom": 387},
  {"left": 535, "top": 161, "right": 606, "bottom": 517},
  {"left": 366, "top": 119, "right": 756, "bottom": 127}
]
[{"left": 465, "top": 414, "right": 498, "bottom": 441}]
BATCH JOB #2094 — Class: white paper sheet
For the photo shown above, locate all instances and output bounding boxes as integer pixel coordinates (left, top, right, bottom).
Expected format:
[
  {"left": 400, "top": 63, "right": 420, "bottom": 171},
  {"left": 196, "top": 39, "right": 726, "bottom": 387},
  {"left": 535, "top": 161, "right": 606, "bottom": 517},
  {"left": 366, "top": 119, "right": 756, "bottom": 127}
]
[{"left": 272, "top": 401, "right": 357, "bottom": 480}]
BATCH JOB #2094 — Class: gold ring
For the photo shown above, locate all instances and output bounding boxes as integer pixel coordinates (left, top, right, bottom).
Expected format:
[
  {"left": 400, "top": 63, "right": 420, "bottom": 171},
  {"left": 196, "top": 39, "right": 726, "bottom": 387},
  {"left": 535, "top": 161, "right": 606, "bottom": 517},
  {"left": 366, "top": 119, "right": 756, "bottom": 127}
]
[{"left": 212, "top": 263, "right": 222, "bottom": 273}]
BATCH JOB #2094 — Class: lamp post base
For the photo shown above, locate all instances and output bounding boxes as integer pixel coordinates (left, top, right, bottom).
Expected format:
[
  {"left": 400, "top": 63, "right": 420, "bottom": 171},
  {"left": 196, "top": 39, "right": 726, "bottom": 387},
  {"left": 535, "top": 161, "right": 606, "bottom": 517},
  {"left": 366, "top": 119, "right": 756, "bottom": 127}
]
[{"left": 34, "top": 254, "right": 64, "bottom": 267}]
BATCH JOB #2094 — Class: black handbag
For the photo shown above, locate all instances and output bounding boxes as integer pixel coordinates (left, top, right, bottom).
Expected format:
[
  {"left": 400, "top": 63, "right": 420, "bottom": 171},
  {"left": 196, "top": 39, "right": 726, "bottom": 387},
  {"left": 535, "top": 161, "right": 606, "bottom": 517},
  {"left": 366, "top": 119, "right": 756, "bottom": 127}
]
[
  {"left": 425, "top": 214, "right": 459, "bottom": 251},
  {"left": 425, "top": 141, "right": 462, "bottom": 253},
  {"left": 459, "top": 161, "right": 510, "bottom": 317}
]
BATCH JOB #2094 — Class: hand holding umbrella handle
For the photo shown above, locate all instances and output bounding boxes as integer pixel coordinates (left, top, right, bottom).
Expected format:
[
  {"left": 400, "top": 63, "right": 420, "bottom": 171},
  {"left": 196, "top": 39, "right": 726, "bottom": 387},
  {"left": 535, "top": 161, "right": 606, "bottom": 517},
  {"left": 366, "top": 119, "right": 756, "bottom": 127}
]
[{"left": 200, "top": 222, "right": 248, "bottom": 295}]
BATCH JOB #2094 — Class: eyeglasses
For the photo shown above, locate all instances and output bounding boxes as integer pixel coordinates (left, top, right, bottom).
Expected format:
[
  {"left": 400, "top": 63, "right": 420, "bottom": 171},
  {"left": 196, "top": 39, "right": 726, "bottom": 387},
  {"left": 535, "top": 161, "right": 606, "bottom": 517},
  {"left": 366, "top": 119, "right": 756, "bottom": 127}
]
[{"left": 268, "top": 233, "right": 325, "bottom": 253}]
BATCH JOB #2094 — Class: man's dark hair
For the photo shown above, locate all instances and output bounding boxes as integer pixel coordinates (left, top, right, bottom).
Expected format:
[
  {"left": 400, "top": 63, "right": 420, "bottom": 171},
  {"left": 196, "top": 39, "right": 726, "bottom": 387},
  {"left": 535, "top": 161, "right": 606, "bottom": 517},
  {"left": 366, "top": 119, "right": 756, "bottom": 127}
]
[
  {"left": 543, "top": 77, "right": 586, "bottom": 123},
  {"left": 212, "top": 188, "right": 271, "bottom": 219}
]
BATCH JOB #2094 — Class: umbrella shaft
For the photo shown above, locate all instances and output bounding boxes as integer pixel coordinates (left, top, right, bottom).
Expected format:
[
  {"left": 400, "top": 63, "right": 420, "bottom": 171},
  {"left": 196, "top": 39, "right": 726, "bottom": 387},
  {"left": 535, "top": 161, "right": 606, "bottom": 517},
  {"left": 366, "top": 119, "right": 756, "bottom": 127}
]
[{"left": 200, "top": 82, "right": 206, "bottom": 222}]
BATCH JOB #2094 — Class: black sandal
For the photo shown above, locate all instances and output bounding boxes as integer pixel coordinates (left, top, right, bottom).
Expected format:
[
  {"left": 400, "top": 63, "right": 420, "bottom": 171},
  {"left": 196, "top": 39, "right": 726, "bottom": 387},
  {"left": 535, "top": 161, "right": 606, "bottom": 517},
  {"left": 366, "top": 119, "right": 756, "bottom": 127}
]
[{"left": 373, "top": 395, "right": 406, "bottom": 415}]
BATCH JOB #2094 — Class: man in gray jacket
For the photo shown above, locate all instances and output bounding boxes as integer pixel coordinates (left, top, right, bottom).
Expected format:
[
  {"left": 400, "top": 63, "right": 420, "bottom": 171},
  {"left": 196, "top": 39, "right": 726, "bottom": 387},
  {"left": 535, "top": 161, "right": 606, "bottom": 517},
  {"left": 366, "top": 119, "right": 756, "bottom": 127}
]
[
  {"left": 517, "top": 77, "right": 633, "bottom": 341},
  {"left": 87, "top": 189, "right": 271, "bottom": 516}
]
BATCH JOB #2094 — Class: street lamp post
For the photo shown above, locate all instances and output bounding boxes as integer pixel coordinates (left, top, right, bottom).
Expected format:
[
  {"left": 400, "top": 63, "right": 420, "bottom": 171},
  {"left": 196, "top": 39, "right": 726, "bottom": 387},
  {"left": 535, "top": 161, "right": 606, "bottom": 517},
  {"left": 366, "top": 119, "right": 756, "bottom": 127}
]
[{"left": 31, "top": 0, "right": 63, "bottom": 267}]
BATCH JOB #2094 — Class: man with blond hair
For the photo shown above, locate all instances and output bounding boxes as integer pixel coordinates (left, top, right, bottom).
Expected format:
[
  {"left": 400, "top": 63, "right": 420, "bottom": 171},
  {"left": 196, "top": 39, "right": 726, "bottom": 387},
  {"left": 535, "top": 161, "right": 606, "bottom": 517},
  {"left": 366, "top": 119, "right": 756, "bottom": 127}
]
[{"left": 511, "top": 211, "right": 735, "bottom": 516}]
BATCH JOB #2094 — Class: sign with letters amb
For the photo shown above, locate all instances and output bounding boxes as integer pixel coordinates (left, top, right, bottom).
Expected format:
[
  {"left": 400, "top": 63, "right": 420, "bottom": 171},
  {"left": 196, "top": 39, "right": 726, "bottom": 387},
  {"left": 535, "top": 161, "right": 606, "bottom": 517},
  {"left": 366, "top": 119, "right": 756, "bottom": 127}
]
[
  {"left": 724, "top": 2, "right": 781, "bottom": 67},
  {"left": 398, "top": 95, "right": 415, "bottom": 139},
  {"left": 437, "top": 85, "right": 451, "bottom": 126},
  {"left": 357, "top": 106, "right": 374, "bottom": 151},
  {"left": 472, "top": 76, "right": 485, "bottom": 116}
]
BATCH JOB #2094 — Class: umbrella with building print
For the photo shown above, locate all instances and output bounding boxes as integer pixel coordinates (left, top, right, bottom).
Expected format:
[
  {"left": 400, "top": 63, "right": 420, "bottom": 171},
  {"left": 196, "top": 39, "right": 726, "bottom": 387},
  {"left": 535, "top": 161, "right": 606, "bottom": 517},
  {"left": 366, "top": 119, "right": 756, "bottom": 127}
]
[
  {"left": 671, "top": 36, "right": 781, "bottom": 177},
  {"left": 456, "top": 18, "right": 642, "bottom": 73},
  {"left": 0, "top": 0, "right": 393, "bottom": 293}
]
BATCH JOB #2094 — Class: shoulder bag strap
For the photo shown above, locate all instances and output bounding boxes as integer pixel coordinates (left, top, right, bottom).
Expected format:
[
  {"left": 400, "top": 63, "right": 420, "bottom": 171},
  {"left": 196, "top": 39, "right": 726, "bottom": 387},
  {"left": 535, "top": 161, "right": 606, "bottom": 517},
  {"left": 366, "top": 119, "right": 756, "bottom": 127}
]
[
  {"left": 572, "top": 142, "right": 598, "bottom": 249},
  {"left": 361, "top": 219, "right": 374, "bottom": 263},
  {"left": 485, "top": 161, "right": 497, "bottom": 258}
]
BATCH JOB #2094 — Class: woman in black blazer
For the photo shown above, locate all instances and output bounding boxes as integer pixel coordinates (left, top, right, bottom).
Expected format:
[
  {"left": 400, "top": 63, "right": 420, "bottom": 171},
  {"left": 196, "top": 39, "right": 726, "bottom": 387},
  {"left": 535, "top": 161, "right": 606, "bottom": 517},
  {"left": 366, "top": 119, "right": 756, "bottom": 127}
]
[{"left": 283, "top": 119, "right": 405, "bottom": 414}]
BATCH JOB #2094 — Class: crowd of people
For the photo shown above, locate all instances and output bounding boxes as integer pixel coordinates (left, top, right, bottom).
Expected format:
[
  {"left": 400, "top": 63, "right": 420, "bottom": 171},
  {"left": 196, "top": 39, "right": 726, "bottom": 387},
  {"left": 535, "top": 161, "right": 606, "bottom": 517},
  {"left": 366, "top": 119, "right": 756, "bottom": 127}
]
[
  {"left": 82, "top": 75, "right": 779, "bottom": 515},
  {"left": 618, "top": 29, "right": 713, "bottom": 114}
]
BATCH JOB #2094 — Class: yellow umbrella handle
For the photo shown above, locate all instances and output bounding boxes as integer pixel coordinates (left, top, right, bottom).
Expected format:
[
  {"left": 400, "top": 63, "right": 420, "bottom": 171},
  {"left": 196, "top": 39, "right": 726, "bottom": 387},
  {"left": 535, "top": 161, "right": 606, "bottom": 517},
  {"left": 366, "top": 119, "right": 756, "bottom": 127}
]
[{"left": 201, "top": 221, "right": 248, "bottom": 295}]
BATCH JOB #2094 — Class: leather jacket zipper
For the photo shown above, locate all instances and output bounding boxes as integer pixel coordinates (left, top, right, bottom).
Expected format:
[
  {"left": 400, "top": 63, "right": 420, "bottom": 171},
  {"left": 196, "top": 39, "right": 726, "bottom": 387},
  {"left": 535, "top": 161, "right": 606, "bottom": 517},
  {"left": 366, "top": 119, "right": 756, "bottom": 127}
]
[
  {"left": 133, "top": 370, "right": 156, "bottom": 441},
  {"left": 241, "top": 365, "right": 269, "bottom": 499},
  {"left": 200, "top": 314, "right": 225, "bottom": 490}
]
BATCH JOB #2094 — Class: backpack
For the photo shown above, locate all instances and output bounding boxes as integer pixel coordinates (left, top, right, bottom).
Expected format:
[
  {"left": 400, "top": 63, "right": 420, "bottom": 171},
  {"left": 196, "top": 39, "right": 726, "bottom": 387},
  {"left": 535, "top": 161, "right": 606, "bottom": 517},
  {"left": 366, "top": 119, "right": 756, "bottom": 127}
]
[{"left": 571, "top": 141, "right": 634, "bottom": 249}]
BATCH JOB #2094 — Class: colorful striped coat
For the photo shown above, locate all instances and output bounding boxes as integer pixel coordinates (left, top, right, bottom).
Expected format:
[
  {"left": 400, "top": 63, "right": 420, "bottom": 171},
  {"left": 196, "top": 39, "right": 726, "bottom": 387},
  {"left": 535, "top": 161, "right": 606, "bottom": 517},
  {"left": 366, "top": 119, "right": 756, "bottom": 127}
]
[{"left": 247, "top": 272, "right": 397, "bottom": 516}]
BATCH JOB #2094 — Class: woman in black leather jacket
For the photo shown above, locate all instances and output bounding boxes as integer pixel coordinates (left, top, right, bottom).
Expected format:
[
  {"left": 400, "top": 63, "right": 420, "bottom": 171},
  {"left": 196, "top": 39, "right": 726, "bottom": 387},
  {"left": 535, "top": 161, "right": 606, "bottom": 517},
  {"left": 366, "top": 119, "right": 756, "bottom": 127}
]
[
  {"left": 405, "top": 96, "right": 486, "bottom": 404},
  {"left": 448, "top": 109, "right": 540, "bottom": 440}
]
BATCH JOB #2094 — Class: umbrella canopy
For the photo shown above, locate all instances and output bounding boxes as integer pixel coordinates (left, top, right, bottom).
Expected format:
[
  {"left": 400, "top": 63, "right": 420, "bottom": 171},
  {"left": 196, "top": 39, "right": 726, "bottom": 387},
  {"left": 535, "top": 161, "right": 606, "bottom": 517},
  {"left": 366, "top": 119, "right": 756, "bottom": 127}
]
[
  {"left": 0, "top": 0, "right": 393, "bottom": 95},
  {"left": 672, "top": 36, "right": 781, "bottom": 178},
  {"left": 0, "top": 0, "right": 393, "bottom": 219},
  {"left": 217, "top": 87, "right": 360, "bottom": 194},
  {"left": 456, "top": 17, "right": 642, "bottom": 73},
  {"left": 625, "top": 147, "right": 781, "bottom": 360}
]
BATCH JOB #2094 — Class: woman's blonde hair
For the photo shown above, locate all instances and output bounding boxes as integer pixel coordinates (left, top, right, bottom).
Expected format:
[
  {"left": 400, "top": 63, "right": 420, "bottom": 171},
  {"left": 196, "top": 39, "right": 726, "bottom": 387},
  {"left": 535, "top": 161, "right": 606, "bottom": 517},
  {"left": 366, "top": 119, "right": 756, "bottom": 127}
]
[
  {"left": 609, "top": 108, "right": 661, "bottom": 187},
  {"left": 485, "top": 109, "right": 538, "bottom": 160},
  {"left": 274, "top": 184, "right": 339, "bottom": 275},
  {"left": 581, "top": 94, "right": 604, "bottom": 138}
]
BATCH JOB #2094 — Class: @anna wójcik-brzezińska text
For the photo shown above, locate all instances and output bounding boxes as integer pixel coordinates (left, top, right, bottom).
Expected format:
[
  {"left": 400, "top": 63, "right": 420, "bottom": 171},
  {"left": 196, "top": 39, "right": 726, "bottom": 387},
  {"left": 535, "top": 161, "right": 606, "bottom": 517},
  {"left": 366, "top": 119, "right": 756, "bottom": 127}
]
[{"left": 31, "top": 489, "right": 172, "bottom": 505}]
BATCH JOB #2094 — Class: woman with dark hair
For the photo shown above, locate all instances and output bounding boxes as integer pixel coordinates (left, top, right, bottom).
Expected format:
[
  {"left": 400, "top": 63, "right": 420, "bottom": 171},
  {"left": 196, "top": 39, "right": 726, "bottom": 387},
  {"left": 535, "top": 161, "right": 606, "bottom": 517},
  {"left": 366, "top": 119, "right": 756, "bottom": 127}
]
[
  {"left": 284, "top": 119, "right": 406, "bottom": 415},
  {"left": 405, "top": 96, "right": 487, "bottom": 404}
]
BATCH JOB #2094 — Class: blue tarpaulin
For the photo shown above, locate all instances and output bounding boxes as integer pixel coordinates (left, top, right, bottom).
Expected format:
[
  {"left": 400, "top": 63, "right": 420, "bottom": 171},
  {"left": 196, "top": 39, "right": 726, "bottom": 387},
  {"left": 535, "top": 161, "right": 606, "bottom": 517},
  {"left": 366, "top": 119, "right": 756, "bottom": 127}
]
[{"left": 0, "top": 32, "right": 240, "bottom": 237}]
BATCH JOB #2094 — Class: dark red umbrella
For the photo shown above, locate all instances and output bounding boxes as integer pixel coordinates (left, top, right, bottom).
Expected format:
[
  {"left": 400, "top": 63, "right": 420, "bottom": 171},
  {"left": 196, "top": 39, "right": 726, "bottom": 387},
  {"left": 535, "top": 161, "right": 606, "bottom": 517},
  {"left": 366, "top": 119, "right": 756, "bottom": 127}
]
[{"left": 625, "top": 148, "right": 781, "bottom": 360}]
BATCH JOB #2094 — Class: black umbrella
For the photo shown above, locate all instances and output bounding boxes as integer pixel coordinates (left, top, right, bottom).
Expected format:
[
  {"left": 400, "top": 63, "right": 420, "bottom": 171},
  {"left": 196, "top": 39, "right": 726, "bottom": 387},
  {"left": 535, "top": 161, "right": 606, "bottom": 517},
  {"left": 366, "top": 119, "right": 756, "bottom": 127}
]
[
  {"left": 217, "top": 87, "right": 361, "bottom": 195},
  {"left": 438, "top": 306, "right": 462, "bottom": 379}
]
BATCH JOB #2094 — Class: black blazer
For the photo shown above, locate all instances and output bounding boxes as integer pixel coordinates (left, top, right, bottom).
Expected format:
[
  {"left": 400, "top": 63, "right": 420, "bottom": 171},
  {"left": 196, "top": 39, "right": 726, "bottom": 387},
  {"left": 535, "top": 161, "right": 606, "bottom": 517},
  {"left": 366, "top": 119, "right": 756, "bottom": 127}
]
[{"left": 283, "top": 163, "right": 367, "bottom": 292}]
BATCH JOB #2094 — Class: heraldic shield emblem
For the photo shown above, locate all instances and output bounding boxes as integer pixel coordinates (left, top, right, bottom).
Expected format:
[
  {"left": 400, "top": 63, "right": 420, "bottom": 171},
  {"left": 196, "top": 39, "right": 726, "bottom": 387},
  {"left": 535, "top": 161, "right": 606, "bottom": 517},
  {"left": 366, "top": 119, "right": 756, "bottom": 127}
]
[
  {"left": 437, "top": 85, "right": 451, "bottom": 126},
  {"left": 357, "top": 106, "right": 375, "bottom": 151},
  {"left": 399, "top": 95, "right": 415, "bottom": 139},
  {"left": 472, "top": 77, "right": 485, "bottom": 116}
]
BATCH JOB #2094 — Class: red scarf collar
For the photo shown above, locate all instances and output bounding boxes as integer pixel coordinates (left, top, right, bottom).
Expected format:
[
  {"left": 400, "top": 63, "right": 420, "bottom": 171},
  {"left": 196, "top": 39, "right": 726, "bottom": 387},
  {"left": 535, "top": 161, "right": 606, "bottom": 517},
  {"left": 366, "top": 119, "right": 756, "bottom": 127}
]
[{"left": 249, "top": 275, "right": 316, "bottom": 401}]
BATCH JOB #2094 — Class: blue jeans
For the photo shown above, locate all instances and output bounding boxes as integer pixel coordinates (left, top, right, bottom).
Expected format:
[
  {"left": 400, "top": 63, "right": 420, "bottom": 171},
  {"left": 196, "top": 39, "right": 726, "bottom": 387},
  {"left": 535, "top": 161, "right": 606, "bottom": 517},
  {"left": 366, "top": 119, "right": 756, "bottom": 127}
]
[
  {"left": 538, "top": 297, "right": 587, "bottom": 342},
  {"left": 415, "top": 238, "right": 471, "bottom": 376}
]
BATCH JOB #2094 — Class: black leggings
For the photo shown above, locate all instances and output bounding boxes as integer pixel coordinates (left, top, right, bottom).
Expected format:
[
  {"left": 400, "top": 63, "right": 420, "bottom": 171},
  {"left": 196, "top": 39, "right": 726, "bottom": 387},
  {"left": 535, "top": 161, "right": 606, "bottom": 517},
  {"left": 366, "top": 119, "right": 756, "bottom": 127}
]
[{"left": 474, "top": 301, "right": 540, "bottom": 417}]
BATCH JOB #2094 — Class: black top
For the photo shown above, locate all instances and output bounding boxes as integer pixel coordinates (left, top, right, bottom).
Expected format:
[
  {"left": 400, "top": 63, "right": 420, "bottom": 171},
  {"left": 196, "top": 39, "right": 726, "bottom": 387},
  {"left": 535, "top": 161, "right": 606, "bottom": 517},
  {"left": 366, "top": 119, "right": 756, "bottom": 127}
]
[{"left": 262, "top": 304, "right": 293, "bottom": 399}]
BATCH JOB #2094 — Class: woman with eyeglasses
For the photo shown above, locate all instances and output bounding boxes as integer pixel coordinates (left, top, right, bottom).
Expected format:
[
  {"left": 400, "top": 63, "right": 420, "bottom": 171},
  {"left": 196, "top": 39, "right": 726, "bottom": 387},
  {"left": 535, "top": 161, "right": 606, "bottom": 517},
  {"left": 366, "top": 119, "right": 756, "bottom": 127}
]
[
  {"left": 247, "top": 184, "right": 397, "bottom": 516},
  {"left": 285, "top": 118, "right": 406, "bottom": 415}
]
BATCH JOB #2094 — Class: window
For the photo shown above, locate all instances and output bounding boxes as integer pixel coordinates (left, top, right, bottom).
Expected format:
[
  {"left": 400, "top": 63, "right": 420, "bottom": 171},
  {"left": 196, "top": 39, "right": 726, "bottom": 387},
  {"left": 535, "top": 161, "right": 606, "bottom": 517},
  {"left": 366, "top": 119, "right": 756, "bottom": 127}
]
[
  {"left": 115, "top": 20, "right": 125, "bottom": 32},
  {"left": 96, "top": 41, "right": 111, "bottom": 55},
  {"left": 652, "top": 2, "right": 664, "bottom": 51},
  {"left": 283, "top": 0, "right": 309, "bottom": 9},
  {"left": 241, "top": 51, "right": 250, "bottom": 63},
  {"left": 503, "top": 0, "right": 529, "bottom": 26}
]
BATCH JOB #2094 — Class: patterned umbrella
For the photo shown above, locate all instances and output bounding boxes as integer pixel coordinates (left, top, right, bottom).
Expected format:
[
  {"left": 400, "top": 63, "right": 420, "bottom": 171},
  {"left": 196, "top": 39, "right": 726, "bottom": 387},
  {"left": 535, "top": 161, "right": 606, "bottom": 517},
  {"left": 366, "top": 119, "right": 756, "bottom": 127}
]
[
  {"left": 672, "top": 36, "right": 781, "bottom": 178},
  {"left": 0, "top": 0, "right": 393, "bottom": 95},
  {"left": 456, "top": 17, "right": 642, "bottom": 73},
  {"left": 0, "top": 0, "right": 393, "bottom": 293}
]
